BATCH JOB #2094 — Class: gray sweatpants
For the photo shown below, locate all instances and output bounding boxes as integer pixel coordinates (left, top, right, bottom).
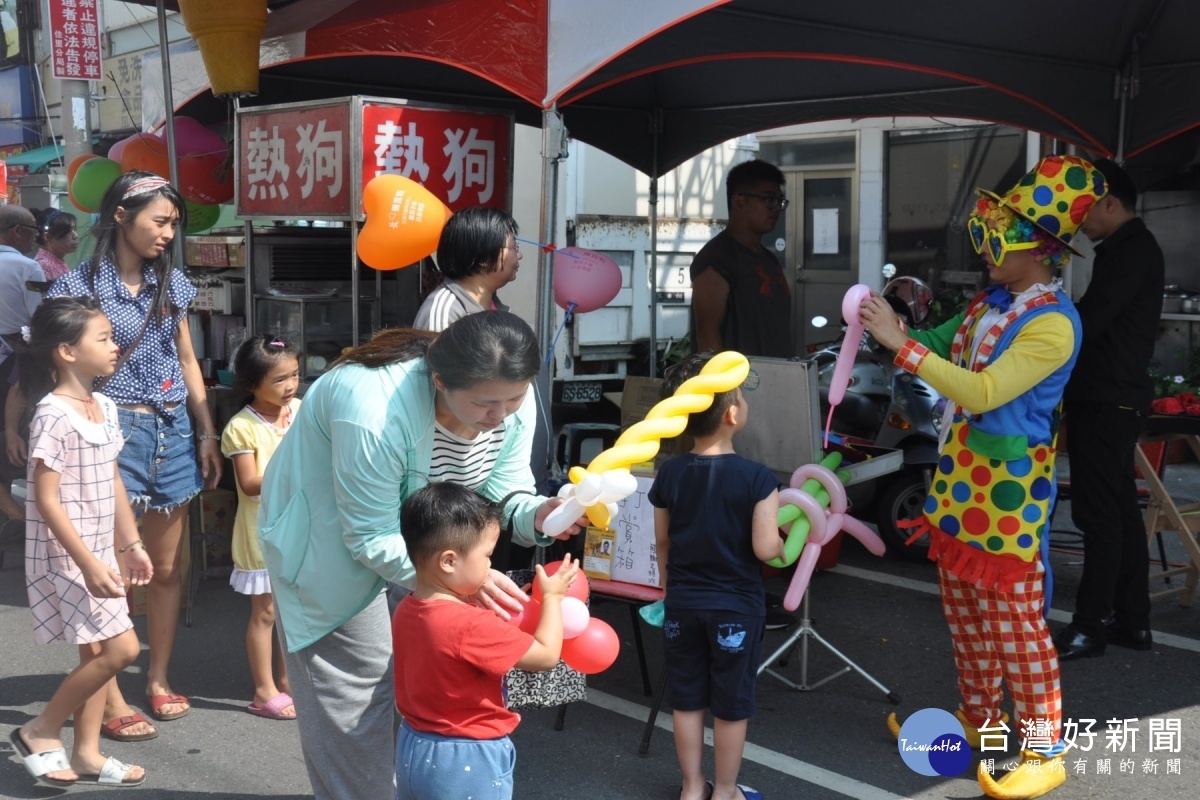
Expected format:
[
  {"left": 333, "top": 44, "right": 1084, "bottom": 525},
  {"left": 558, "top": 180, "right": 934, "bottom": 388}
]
[{"left": 279, "top": 591, "right": 396, "bottom": 800}]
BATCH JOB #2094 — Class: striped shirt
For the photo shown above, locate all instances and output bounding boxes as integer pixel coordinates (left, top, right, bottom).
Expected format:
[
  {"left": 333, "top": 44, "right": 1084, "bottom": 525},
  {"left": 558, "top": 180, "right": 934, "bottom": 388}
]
[
  {"left": 427, "top": 421, "right": 506, "bottom": 490},
  {"left": 413, "top": 280, "right": 509, "bottom": 332}
]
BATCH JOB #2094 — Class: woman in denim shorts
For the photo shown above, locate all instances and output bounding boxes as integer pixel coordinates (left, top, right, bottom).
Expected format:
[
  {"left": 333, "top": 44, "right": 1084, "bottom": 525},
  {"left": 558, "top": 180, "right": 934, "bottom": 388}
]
[{"left": 46, "top": 171, "right": 222, "bottom": 740}]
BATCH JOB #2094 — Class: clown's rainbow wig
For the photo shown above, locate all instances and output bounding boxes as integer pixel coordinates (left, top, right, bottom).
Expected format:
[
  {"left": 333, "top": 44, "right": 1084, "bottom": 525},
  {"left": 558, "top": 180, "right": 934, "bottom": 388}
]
[{"left": 972, "top": 197, "right": 1070, "bottom": 268}]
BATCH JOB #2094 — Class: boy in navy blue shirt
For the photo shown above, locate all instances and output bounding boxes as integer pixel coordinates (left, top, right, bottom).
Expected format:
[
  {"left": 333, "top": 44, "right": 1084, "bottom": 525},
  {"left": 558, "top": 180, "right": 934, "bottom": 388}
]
[{"left": 650, "top": 353, "right": 783, "bottom": 800}]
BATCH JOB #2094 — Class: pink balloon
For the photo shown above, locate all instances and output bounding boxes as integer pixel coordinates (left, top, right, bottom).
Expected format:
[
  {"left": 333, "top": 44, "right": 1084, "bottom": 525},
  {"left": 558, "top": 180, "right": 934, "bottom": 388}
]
[
  {"left": 560, "top": 596, "right": 590, "bottom": 639},
  {"left": 789, "top": 464, "right": 847, "bottom": 513},
  {"left": 783, "top": 542, "right": 823, "bottom": 611},
  {"left": 553, "top": 247, "right": 622, "bottom": 313},
  {"left": 173, "top": 116, "right": 228, "bottom": 158},
  {"left": 841, "top": 513, "right": 887, "bottom": 557},
  {"left": 561, "top": 618, "right": 620, "bottom": 674},
  {"left": 825, "top": 283, "right": 874, "bottom": 446}
]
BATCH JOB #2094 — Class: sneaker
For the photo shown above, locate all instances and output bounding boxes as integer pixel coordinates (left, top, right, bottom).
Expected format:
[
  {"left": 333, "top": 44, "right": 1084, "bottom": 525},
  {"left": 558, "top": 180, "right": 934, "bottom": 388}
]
[{"left": 764, "top": 609, "right": 796, "bottom": 630}]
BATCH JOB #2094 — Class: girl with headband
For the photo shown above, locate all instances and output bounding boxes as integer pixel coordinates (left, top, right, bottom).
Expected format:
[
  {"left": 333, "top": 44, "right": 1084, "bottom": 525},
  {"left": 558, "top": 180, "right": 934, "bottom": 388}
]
[
  {"left": 43, "top": 170, "right": 222, "bottom": 739},
  {"left": 221, "top": 334, "right": 303, "bottom": 720}
]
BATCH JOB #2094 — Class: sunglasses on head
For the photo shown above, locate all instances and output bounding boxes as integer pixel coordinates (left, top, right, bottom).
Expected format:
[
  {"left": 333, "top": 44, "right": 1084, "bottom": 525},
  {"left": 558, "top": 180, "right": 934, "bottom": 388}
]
[{"left": 967, "top": 216, "right": 1040, "bottom": 266}]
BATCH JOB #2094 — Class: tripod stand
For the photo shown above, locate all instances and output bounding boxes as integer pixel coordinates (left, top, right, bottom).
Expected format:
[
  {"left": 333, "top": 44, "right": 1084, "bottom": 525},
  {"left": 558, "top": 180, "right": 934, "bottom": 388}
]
[{"left": 757, "top": 589, "right": 901, "bottom": 705}]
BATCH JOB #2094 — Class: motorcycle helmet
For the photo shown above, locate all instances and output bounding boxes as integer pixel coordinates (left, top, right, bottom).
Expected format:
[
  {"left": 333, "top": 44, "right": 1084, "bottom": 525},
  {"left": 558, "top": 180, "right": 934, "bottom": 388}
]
[{"left": 881, "top": 276, "right": 934, "bottom": 326}]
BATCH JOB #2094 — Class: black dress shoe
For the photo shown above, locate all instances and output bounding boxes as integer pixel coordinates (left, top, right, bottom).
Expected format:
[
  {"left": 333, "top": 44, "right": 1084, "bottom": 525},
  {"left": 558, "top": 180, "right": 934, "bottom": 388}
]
[
  {"left": 1053, "top": 625, "right": 1106, "bottom": 661},
  {"left": 1104, "top": 619, "right": 1153, "bottom": 651}
]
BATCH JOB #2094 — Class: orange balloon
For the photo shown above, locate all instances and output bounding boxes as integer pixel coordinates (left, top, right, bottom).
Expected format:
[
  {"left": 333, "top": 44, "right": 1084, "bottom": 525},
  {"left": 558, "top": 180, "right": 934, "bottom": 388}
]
[
  {"left": 179, "top": 153, "right": 233, "bottom": 205},
  {"left": 356, "top": 174, "right": 452, "bottom": 270},
  {"left": 120, "top": 135, "right": 170, "bottom": 177},
  {"left": 67, "top": 153, "right": 99, "bottom": 186}
]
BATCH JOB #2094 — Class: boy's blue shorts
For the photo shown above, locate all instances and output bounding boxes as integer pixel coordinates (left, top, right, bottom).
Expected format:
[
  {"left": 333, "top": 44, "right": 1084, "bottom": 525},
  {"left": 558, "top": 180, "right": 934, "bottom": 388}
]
[
  {"left": 395, "top": 720, "right": 516, "bottom": 800},
  {"left": 662, "top": 606, "right": 764, "bottom": 721}
]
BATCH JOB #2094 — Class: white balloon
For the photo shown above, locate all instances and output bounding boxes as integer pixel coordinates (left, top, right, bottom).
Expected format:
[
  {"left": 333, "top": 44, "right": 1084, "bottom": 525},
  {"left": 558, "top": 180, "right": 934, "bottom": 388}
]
[
  {"left": 542, "top": 497, "right": 584, "bottom": 538},
  {"left": 556, "top": 482, "right": 576, "bottom": 498},
  {"left": 605, "top": 501, "right": 619, "bottom": 522},
  {"left": 601, "top": 469, "right": 638, "bottom": 499},
  {"left": 575, "top": 473, "right": 604, "bottom": 505},
  {"left": 561, "top": 597, "right": 591, "bottom": 638}
]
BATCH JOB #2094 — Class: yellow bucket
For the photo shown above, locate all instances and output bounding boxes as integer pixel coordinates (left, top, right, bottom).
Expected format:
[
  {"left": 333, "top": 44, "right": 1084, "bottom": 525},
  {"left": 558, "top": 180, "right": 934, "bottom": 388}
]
[{"left": 178, "top": 0, "right": 269, "bottom": 97}]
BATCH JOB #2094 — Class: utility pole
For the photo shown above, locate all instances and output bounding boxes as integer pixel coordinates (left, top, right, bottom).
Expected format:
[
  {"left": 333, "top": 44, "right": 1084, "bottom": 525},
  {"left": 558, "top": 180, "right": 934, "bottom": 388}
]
[{"left": 60, "top": 78, "right": 93, "bottom": 166}]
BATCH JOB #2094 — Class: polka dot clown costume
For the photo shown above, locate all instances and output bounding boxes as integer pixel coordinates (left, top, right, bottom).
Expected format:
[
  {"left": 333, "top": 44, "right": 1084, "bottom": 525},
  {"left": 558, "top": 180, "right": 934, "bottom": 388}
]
[{"left": 886, "top": 155, "right": 1106, "bottom": 800}]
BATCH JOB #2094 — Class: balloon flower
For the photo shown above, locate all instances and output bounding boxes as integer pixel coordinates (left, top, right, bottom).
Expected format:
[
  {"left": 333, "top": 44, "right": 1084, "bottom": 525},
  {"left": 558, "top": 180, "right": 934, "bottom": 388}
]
[
  {"left": 824, "top": 283, "right": 874, "bottom": 447},
  {"left": 356, "top": 174, "right": 452, "bottom": 270},
  {"left": 769, "top": 453, "right": 886, "bottom": 611},
  {"left": 542, "top": 351, "right": 750, "bottom": 537}
]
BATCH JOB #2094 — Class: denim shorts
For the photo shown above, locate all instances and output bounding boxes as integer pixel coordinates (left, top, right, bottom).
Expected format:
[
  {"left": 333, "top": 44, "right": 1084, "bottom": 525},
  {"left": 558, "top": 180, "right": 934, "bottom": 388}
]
[{"left": 116, "top": 404, "right": 203, "bottom": 512}]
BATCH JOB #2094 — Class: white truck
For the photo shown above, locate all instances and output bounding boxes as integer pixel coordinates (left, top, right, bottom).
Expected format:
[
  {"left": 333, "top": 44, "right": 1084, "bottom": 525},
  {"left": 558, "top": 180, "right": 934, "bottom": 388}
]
[{"left": 550, "top": 213, "right": 723, "bottom": 402}]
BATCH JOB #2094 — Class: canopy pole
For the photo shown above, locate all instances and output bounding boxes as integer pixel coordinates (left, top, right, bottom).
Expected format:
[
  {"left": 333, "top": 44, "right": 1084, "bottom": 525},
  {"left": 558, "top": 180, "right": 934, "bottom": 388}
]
[
  {"left": 648, "top": 110, "right": 662, "bottom": 378},
  {"left": 533, "top": 107, "right": 567, "bottom": 490},
  {"left": 156, "top": 0, "right": 183, "bottom": 269}
]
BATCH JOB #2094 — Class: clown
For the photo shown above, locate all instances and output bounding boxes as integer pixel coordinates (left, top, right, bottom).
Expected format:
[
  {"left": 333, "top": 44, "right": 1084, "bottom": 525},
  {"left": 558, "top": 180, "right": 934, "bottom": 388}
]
[{"left": 860, "top": 154, "right": 1106, "bottom": 800}]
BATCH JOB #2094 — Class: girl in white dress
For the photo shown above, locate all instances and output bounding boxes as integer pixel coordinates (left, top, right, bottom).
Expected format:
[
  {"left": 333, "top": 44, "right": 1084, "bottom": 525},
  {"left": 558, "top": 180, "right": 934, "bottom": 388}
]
[{"left": 11, "top": 296, "right": 152, "bottom": 787}]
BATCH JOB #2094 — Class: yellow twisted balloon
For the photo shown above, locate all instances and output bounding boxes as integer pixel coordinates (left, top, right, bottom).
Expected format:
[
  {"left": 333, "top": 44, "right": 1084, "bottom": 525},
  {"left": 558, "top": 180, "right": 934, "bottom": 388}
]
[{"left": 572, "top": 351, "right": 750, "bottom": 528}]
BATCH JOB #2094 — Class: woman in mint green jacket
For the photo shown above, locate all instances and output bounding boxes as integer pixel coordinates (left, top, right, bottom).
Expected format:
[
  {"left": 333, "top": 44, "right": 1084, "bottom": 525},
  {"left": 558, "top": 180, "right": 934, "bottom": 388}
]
[{"left": 258, "top": 312, "right": 578, "bottom": 800}]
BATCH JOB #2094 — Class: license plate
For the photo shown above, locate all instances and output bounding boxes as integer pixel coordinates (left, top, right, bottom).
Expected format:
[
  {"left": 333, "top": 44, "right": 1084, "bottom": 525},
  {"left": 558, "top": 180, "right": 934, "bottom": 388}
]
[{"left": 561, "top": 381, "right": 603, "bottom": 403}]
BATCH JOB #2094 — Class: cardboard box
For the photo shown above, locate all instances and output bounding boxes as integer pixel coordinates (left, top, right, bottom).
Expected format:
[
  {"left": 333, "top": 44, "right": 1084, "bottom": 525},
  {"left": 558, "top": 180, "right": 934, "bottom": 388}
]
[
  {"left": 185, "top": 236, "right": 245, "bottom": 268},
  {"left": 196, "top": 489, "right": 236, "bottom": 565}
]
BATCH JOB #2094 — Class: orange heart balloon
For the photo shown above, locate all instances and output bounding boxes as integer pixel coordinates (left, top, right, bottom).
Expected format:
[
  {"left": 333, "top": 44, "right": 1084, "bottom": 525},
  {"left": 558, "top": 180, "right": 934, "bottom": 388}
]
[{"left": 356, "top": 174, "right": 452, "bottom": 271}]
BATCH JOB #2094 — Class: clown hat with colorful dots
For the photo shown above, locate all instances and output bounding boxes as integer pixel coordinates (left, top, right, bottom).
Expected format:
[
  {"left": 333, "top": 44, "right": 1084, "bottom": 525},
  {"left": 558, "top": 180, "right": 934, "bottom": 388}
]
[{"left": 977, "top": 154, "right": 1107, "bottom": 255}]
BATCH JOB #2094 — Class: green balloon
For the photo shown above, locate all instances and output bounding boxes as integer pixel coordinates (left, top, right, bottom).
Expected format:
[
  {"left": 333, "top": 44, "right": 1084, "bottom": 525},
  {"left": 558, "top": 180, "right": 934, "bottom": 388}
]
[
  {"left": 71, "top": 158, "right": 123, "bottom": 212},
  {"left": 185, "top": 201, "right": 220, "bottom": 234}
]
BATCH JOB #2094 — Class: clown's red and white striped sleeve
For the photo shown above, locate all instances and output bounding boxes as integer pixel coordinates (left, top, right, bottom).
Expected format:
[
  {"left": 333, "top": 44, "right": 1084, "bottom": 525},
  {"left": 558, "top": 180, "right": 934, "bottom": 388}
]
[{"left": 893, "top": 338, "right": 931, "bottom": 374}]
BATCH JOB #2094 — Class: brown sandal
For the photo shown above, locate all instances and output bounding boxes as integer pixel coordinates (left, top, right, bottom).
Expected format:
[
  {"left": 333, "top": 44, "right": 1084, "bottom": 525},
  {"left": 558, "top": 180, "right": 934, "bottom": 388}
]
[{"left": 101, "top": 713, "right": 159, "bottom": 742}]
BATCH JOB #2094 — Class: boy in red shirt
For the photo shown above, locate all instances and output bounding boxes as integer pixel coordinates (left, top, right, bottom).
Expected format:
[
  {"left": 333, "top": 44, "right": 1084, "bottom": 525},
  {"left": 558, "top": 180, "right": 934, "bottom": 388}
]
[{"left": 392, "top": 482, "right": 580, "bottom": 800}]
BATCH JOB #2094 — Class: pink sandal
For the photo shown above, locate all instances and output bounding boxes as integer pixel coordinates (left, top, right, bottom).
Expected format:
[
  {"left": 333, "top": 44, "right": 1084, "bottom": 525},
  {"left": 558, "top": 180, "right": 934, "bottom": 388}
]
[{"left": 246, "top": 693, "right": 297, "bottom": 720}]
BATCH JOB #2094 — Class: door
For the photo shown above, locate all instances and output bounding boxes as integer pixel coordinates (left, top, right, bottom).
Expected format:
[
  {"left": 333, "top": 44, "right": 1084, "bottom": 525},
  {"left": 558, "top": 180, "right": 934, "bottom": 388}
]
[{"left": 773, "top": 169, "right": 858, "bottom": 354}]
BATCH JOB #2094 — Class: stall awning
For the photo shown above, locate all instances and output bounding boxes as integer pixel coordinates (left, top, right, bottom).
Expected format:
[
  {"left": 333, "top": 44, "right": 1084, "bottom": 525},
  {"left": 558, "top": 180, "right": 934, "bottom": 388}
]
[{"left": 2, "top": 143, "right": 65, "bottom": 170}]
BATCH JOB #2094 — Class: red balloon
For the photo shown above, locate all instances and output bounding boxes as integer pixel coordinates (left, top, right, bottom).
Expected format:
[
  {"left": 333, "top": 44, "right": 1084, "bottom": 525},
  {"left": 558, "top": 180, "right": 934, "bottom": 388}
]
[
  {"left": 530, "top": 560, "right": 589, "bottom": 604},
  {"left": 120, "top": 134, "right": 169, "bottom": 176},
  {"left": 561, "top": 618, "right": 620, "bottom": 674},
  {"left": 178, "top": 153, "right": 233, "bottom": 205},
  {"left": 515, "top": 599, "right": 542, "bottom": 635}
]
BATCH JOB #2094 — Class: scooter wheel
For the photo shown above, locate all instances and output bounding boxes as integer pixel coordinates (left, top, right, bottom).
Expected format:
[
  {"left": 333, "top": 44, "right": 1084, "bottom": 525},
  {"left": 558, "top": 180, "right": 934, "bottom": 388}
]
[{"left": 876, "top": 470, "right": 933, "bottom": 563}]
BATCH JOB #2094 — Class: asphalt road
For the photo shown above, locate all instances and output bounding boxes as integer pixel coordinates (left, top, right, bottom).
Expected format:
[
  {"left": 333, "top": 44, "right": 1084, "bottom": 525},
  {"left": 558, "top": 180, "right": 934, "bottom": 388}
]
[{"left": 2, "top": 456, "right": 1199, "bottom": 799}]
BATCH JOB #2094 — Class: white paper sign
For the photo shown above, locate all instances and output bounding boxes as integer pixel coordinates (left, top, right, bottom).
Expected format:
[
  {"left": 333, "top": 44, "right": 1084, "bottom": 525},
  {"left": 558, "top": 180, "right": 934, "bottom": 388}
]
[
  {"left": 609, "top": 476, "right": 660, "bottom": 588},
  {"left": 812, "top": 208, "right": 839, "bottom": 255}
]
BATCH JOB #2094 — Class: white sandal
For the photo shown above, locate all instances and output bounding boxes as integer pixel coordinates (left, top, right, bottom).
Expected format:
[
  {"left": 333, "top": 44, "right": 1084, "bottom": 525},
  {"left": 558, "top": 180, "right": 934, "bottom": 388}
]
[
  {"left": 8, "top": 728, "right": 75, "bottom": 786},
  {"left": 76, "top": 756, "right": 146, "bottom": 787}
]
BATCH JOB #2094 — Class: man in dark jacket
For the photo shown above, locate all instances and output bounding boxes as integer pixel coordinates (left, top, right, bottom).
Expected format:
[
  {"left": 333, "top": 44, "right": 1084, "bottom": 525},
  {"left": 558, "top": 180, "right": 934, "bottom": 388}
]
[{"left": 1054, "top": 159, "right": 1164, "bottom": 660}]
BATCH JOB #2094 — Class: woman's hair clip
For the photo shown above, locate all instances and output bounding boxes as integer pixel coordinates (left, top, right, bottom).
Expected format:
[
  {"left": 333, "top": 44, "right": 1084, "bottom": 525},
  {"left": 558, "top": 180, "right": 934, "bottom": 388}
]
[
  {"left": 20, "top": 325, "right": 31, "bottom": 343},
  {"left": 269, "top": 339, "right": 286, "bottom": 348}
]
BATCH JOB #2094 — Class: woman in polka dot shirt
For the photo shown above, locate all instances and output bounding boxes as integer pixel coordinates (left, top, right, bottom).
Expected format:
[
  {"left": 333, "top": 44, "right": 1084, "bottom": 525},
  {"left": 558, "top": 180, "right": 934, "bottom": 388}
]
[{"left": 45, "top": 171, "right": 222, "bottom": 739}]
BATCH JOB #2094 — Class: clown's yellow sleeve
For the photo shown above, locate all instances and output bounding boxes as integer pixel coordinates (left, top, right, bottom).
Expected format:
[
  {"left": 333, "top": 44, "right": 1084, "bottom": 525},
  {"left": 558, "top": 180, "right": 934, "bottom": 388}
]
[{"left": 891, "top": 313, "right": 1075, "bottom": 414}]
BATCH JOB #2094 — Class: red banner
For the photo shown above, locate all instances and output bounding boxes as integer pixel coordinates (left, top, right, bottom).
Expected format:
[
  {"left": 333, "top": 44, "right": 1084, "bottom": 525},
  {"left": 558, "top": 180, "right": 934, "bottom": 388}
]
[
  {"left": 360, "top": 103, "right": 510, "bottom": 214},
  {"left": 48, "top": 0, "right": 103, "bottom": 81},
  {"left": 238, "top": 103, "right": 353, "bottom": 218},
  {"left": 237, "top": 101, "right": 512, "bottom": 219}
]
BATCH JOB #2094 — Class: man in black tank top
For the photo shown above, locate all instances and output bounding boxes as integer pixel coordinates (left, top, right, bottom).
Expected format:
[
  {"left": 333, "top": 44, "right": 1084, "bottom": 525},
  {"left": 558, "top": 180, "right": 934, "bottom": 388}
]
[{"left": 690, "top": 159, "right": 794, "bottom": 360}]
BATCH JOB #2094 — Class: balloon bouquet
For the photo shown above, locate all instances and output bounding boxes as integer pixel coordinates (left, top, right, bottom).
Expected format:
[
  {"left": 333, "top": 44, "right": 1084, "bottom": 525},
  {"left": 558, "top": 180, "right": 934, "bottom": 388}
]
[{"left": 68, "top": 117, "right": 234, "bottom": 234}]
